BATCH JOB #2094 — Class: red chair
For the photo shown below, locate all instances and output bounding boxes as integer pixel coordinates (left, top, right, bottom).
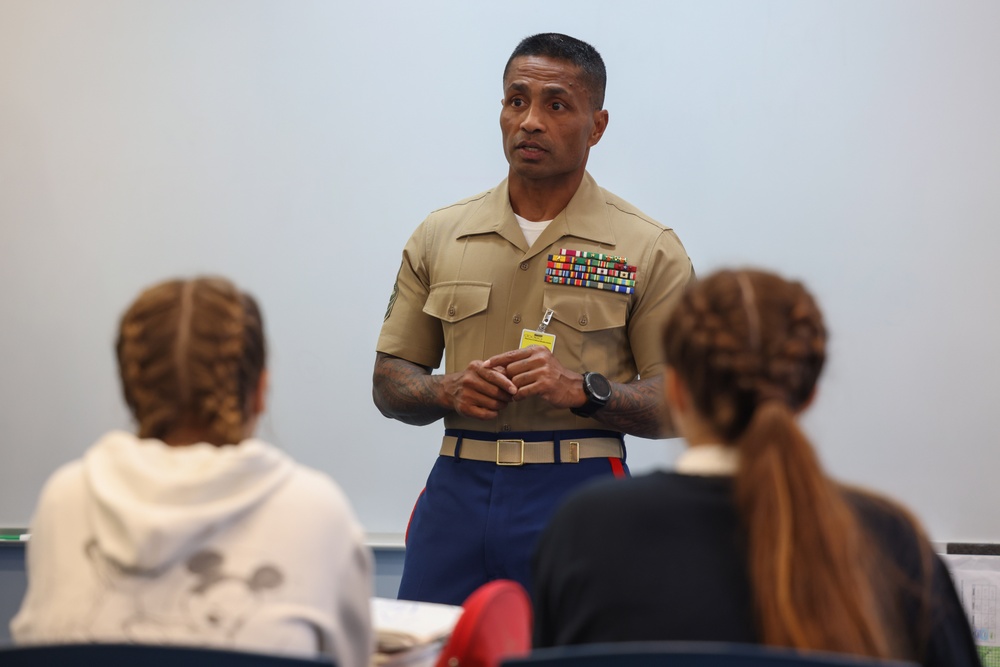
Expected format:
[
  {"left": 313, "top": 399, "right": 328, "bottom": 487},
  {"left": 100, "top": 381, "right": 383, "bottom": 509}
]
[{"left": 435, "top": 580, "right": 533, "bottom": 667}]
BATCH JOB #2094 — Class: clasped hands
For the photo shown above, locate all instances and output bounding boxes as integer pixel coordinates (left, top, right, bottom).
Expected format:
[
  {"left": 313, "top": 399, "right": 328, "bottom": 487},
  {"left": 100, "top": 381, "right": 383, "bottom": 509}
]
[{"left": 445, "top": 345, "right": 585, "bottom": 420}]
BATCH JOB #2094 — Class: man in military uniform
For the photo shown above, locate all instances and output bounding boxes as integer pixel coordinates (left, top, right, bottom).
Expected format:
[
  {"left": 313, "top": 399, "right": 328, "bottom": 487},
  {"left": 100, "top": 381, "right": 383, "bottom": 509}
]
[{"left": 374, "top": 33, "right": 694, "bottom": 605}]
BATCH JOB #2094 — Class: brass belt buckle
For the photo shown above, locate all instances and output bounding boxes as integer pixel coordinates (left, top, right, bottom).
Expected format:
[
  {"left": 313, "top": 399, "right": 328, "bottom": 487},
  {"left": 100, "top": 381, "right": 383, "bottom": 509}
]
[{"left": 496, "top": 439, "right": 525, "bottom": 466}]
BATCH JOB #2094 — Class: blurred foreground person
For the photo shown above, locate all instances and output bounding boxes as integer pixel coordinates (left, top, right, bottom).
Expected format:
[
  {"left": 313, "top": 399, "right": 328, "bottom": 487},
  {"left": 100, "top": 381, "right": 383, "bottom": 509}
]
[
  {"left": 533, "top": 268, "right": 981, "bottom": 666},
  {"left": 12, "top": 277, "right": 373, "bottom": 667}
]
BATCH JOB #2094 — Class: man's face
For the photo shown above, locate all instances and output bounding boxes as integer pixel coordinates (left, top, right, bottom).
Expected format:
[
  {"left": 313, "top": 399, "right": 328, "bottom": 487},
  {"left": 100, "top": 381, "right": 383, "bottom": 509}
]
[{"left": 500, "top": 56, "right": 608, "bottom": 185}]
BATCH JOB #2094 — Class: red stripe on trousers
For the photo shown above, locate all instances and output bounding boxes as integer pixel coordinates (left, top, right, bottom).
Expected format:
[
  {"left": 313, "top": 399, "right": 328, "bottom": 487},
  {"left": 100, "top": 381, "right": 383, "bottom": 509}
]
[{"left": 405, "top": 488, "right": 425, "bottom": 544}]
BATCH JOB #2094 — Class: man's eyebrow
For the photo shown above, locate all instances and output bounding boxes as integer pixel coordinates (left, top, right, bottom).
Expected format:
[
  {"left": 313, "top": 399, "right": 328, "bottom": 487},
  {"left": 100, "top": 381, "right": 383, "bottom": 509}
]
[{"left": 505, "top": 81, "right": 573, "bottom": 97}]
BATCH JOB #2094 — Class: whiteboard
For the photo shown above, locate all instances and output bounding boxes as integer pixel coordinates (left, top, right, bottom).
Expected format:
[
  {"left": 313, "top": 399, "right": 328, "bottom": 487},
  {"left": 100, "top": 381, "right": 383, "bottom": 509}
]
[{"left": 1, "top": 0, "right": 998, "bottom": 542}]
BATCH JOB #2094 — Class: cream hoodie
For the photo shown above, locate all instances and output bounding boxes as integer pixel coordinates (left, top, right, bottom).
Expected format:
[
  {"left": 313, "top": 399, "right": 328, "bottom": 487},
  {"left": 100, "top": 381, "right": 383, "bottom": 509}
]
[{"left": 11, "top": 431, "right": 373, "bottom": 667}]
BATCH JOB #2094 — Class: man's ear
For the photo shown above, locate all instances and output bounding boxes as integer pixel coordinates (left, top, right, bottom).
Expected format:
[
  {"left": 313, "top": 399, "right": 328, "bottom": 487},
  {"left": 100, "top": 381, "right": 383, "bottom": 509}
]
[{"left": 589, "top": 109, "right": 609, "bottom": 147}]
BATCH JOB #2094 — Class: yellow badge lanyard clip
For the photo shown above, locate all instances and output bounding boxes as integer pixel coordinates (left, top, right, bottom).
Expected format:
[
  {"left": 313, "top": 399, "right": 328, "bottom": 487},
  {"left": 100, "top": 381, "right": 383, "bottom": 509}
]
[{"left": 519, "top": 308, "right": 556, "bottom": 352}]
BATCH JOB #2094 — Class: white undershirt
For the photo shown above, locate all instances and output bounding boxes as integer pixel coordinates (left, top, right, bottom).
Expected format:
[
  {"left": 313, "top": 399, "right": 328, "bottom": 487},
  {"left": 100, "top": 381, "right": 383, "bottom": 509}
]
[
  {"left": 674, "top": 444, "right": 740, "bottom": 476},
  {"left": 515, "top": 213, "right": 553, "bottom": 248}
]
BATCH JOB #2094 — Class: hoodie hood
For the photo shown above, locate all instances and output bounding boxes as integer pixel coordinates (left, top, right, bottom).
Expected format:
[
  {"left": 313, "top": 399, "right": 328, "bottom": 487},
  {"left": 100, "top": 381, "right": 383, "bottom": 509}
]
[{"left": 83, "top": 430, "right": 294, "bottom": 572}]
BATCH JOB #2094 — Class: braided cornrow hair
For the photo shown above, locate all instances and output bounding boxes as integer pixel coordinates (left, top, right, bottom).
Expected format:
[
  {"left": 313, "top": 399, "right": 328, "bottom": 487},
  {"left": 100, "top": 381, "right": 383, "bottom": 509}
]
[
  {"left": 662, "top": 269, "right": 915, "bottom": 659},
  {"left": 664, "top": 270, "right": 825, "bottom": 440},
  {"left": 116, "top": 277, "right": 266, "bottom": 446}
]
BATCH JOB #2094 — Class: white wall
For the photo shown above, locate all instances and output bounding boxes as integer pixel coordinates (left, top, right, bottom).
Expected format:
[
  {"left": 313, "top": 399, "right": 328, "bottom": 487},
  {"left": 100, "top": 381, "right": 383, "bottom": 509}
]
[{"left": 1, "top": 0, "right": 998, "bottom": 540}]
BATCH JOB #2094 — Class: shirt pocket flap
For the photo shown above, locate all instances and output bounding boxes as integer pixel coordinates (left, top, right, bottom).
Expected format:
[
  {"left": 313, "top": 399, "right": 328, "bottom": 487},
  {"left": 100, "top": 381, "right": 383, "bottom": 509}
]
[
  {"left": 424, "top": 281, "right": 491, "bottom": 323},
  {"left": 543, "top": 287, "right": 628, "bottom": 333}
]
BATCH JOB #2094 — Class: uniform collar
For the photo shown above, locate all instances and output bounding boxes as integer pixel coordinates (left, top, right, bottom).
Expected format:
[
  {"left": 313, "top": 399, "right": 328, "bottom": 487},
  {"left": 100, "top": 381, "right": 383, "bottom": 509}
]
[
  {"left": 674, "top": 444, "right": 740, "bottom": 476},
  {"left": 456, "top": 171, "right": 616, "bottom": 259}
]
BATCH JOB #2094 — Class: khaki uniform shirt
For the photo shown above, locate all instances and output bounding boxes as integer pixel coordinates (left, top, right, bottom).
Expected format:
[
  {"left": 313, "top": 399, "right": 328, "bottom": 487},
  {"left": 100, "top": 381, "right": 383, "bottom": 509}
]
[{"left": 377, "top": 172, "right": 694, "bottom": 434}]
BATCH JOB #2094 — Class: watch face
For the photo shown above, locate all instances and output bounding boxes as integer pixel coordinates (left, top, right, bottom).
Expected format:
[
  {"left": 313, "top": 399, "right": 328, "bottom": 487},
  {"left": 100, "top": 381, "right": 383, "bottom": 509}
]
[{"left": 586, "top": 373, "right": 612, "bottom": 401}]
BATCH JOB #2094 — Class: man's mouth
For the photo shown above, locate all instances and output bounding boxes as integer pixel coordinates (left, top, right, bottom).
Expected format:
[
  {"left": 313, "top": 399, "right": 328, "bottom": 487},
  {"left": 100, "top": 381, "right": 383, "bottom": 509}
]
[{"left": 516, "top": 142, "right": 546, "bottom": 155}]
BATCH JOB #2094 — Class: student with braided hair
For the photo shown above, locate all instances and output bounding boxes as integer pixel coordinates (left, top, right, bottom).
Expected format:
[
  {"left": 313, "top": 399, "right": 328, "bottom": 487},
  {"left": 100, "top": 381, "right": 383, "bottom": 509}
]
[
  {"left": 12, "top": 277, "right": 373, "bottom": 667},
  {"left": 532, "top": 269, "right": 981, "bottom": 665}
]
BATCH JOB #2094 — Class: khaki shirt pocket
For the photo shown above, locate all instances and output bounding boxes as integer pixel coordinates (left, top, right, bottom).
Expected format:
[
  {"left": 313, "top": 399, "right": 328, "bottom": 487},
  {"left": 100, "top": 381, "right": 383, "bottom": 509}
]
[
  {"left": 424, "top": 281, "right": 492, "bottom": 370},
  {"left": 543, "top": 287, "right": 628, "bottom": 331},
  {"left": 542, "top": 287, "right": 632, "bottom": 376},
  {"left": 424, "top": 281, "right": 491, "bottom": 322}
]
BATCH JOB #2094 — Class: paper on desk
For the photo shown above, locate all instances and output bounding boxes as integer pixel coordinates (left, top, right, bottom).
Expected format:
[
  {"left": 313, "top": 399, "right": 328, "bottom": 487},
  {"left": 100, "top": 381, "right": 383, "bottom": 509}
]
[
  {"left": 942, "top": 554, "right": 1000, "bottom": 648},
  {"left": 371, "top": 640, "right": 445, "bottom": 667},
  {"left": 371, "top": 597, "right": 463, "bottom": 653}
]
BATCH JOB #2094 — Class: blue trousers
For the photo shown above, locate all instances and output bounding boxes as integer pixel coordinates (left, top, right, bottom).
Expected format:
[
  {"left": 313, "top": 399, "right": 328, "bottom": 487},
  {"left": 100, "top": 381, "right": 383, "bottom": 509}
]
[{"left": 397, "top": 450, "right": 628, "bottom": 605}]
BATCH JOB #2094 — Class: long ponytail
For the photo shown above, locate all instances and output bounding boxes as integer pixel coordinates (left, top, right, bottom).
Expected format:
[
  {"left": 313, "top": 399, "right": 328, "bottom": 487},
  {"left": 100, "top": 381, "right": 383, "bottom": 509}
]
[{"left": 734, "top": 400, "right": 891, "bottom": 655}]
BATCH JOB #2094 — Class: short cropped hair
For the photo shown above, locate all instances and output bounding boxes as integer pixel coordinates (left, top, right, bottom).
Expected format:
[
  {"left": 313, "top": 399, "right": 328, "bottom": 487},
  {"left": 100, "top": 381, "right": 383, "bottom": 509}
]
[{"left": 503, "top": 33, "right": 607, "bottom": 110}]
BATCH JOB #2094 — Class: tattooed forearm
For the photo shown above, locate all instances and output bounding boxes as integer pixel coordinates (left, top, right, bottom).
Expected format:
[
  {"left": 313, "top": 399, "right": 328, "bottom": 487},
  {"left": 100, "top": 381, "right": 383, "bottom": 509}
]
[
  {"left": 372, "top": 352, "right": 450, "bottom": 426},
  {"left": 594, "top": 375, "right": 674, "bottom": 439}
]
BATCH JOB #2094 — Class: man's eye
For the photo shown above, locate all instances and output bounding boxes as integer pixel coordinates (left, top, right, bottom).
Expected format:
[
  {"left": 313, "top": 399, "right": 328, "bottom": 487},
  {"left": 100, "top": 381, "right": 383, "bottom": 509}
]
[
  {"left": 511, "top": 98, "right": 525, "bottom": 107},
  {"left": 552, "top": 102, "right": 564, "bottom": 110}
]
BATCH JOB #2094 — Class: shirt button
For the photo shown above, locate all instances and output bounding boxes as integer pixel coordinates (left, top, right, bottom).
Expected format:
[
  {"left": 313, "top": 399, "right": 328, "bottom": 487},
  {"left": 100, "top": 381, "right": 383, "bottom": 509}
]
[
  {"left": 579, "top": 316, "right": 588, "bottom": 326},
  {"left": 501, "top": 424, "right": 511, "bottom": 432},
  {"left": 513, "top": 314, "right": 521, "bottom": 324},
  {"left": 447, "top": 305, "right": 456, "bottom": 316},
  {"left": 519, "top": 262, "right": 529, "bottom": 271}
]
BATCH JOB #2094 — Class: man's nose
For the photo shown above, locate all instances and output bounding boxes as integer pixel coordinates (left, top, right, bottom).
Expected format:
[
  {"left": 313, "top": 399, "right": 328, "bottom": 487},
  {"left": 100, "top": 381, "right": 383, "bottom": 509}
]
[{"left": 520, "top": 104, "right": 545, "bottom": 133}]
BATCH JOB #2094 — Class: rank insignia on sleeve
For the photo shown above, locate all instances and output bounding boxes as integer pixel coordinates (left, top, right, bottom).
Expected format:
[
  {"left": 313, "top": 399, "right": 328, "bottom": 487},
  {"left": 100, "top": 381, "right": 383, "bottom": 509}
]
[
  {"left": 544, "top": 248, "right": 636, "bottom": 295},
  {"left": 383, "top": 281, "right": 398, "bottom": 321}
]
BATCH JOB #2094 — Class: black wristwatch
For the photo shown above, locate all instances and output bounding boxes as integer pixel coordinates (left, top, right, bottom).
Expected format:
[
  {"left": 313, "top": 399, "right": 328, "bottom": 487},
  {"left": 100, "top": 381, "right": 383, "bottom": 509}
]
[{"left": 570, "top": 372, "right": 612, "bottom": 418}]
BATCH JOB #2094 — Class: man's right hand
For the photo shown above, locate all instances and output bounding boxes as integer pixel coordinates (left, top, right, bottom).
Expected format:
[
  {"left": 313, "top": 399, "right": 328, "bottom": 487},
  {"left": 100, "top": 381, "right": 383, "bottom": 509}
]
[
  {"left": 373, "top": 352, "right": 516, "bottom": 426},
  {"left": 441, "top": 359, "right": 517, "bottom": 420}
]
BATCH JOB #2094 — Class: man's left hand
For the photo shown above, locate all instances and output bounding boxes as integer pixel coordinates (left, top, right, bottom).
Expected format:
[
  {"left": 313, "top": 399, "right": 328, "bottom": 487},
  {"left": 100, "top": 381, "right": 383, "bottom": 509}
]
[{"left": 483, "top": 346, "right": 585, "bottom": 409}]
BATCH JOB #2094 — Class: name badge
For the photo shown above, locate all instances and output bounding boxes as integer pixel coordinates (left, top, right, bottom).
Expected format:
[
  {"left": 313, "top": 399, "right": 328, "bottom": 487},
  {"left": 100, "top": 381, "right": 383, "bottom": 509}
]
[{"left": 520, "top": 329, "right": 556, "bottom": 352}]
